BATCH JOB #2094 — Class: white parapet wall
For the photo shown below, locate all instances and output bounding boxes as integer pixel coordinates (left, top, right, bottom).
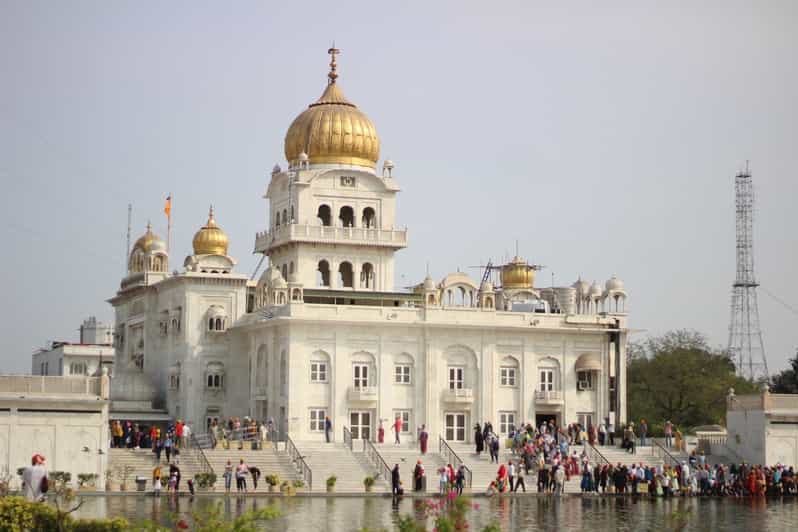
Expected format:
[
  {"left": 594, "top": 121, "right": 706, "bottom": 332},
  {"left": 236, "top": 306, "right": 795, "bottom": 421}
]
[{"left": 0, "top": 374, "right": 110, "bottom": 490}]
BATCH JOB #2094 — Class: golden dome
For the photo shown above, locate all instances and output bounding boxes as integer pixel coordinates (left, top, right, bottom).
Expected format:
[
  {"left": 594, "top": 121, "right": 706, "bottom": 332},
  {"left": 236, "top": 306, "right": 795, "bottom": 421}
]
[
  {"left": 284, "top": 48, "right": 380, "bottom": 168},
  {"left": 192, "top": 206, "right": 229, "bottom": 256},
  {"left": 132, "top": 222, "right": 167, "bottom": 254},
  {"left": 501, "top": 256, "right": 536, "bottom": 289}
]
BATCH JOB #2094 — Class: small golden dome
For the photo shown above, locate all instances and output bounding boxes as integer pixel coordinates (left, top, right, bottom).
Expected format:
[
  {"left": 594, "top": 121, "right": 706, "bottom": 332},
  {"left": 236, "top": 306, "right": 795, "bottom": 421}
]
[
  {"left": 501, "top": 256, "right": 536, "bottom": 289},
  {"left": 192, "top": 206, "right": 229, "bottom": 255},
  {"left": 284, "top": 48, "right": 380, "bottom": 168},
  {"left": 133, "top": 222, "right": 167, "bottom": 254}
]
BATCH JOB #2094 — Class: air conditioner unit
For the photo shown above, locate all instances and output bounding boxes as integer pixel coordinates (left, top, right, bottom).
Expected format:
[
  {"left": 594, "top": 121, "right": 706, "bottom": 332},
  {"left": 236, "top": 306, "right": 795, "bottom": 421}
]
[{"left": 577, "top": 381, "right": 589, "bottom": 391}]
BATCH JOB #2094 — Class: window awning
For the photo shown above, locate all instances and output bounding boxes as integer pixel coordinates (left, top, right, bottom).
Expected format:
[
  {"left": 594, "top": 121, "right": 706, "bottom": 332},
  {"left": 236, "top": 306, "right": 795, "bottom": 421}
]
[{"left": 575, "top": 353, "right": 602, "bottom": 372}]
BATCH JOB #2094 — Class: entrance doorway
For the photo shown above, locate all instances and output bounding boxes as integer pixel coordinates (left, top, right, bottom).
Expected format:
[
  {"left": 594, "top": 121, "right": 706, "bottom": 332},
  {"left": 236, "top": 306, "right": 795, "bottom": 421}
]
[
  {"left": 350, "top": 411, "right": 372, "bottom": 440},
  {"left": 444, "top": 413, "right": 467, "bottom": 442},
  {"left": 535, "top": 413, "right": 559, "bottom": 430}
]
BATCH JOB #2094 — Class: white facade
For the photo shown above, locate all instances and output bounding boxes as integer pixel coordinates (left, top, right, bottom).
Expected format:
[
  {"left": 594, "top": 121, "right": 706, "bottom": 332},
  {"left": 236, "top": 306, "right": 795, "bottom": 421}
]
[
  {"left": 108, "top": 56, "right": 630, "bottom": 441},
  {"left": 0, "top": 374, "right": 110, "bottom": 489},
  {"left": 725, "top": 386, "right": 798, "bottom": 466},
  {"left": 32, "top": 318, "right": 115, "bottom": 377}
]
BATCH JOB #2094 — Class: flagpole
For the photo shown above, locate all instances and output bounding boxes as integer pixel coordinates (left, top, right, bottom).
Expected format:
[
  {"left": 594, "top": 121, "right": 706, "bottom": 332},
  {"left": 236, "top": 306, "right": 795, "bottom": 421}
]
[{"left": 167, "top": 193, "right": 172, "bottom": 254}]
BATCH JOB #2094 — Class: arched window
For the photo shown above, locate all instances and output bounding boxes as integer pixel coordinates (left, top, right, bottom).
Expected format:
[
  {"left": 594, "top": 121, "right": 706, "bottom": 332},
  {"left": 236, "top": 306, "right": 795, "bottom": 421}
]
[
  {"left": 317, "top": 205, "right": 332, "bottom": 226},
  {"left": 428, "top": 294, "right": 435, "bottom": 305},
  {"left": 290, "top": 206, "right": 294, "bottom": 223},
  {"left": 360, "top": 262, "right": 374, "bottom": 289},
  {"left": 275, "top": 212, "right": 281, "bottom": 227},
  {"left": 208, "top": 318, "right": 214, "bottom": 330},
  {"left": 282, "top": 209, "right": 287, "bottom": 225},
  {"left": 362, "top": 207, "right": 376, "bottom": 228},
  {"left": 339, "top": 261, "right": 354, "bottom": 288},
  {"left": 289, "top": 262, "right": 295, "bottom": 275},
  {"left": 206, "top": 362, "right": 225, "bottom": 390},
  {"left": 317, "top": 260, "right": 330, "bottom": 287},
  {"left": 215, "top": 317, "right": 223, "bottom": 330},
  {"left": 281, "top": 264, "right": 288, "bottom": 281},
  {"left": 339, "top": 206, "right": 355, "bottom": 227},
  {"left": 486, "top": 296, "right": 494, "bottom": 309}
]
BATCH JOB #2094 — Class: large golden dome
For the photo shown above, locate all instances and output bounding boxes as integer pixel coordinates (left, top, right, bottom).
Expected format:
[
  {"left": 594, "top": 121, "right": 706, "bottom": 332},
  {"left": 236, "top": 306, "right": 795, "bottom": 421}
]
[
  {"left": 284, "top": 48, "right": 380, "bottom": 168},
  {"left": 192, "top": 207, "right": 229, "bottom": 255},
  {"left": 501, "top": 256, "right": 536, "bottom": 289},
  {"left": 132, "top": 222, "right": 166, "bottom": 254}
]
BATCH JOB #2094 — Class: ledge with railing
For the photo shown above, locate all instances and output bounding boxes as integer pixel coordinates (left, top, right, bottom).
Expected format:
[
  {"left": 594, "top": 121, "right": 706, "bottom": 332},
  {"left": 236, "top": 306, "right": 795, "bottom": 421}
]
[
  {"left": 363, "top": 438, "right": 392, "bottom": 487},
  {"left": 439, "top": 436, "right": 472, "bottom": 488},
  {"left": 343, "top": 426, "right": 353, "bottom": 451},
  {"left": 285, "top": 433, "right": 312, "bottom": 490}
]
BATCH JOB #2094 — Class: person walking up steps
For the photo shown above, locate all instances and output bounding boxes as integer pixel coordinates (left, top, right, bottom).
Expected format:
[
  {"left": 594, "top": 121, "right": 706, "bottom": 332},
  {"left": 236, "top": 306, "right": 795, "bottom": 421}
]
[
  {"left": 513, "top": 459, "right": 526, "bottom": 492},
  {"left": 393, "top": 416, "right": 402, "bottom": 444}
]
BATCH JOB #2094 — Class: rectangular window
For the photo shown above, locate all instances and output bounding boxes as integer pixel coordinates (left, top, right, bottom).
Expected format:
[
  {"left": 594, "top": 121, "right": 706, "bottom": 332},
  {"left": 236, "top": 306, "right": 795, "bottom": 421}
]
[
  {"left": 448, "top": 367, "right": 464, "bottom": 389},
  {"left": 309, "top": 409, "right": 326, "bottom": 432},
  {"left": 353, "top": 364, "right": 369, "bottom": 388},
  {"left": 310, "top": 362, "right": 328, "bottom": 383},
  {"left": 539, "top": 369, "right": 554, "bottom": 391},
  {"left": 499, "top": 366, "right": 517, "bottom": 387},
  {"left": 393, "top": 410, "right": 411, "bottom": 433},
  {"left": 395, "top": 364, "right": 412, "bottom": 384},
  {"left": 499, "top": 411, "right": 516, "bottom": 436},
  {"left": 577, "top": 413, "right": 594, "bottom": 429},
  {"left": 577, "top": 371, "right": 593, "bottom": 390}
]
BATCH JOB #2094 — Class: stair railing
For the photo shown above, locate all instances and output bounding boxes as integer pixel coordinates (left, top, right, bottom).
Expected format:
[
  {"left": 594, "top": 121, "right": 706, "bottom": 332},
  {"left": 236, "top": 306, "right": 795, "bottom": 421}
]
[
  {"left": 189, "top": 433, "right": 213, "bottom": 474},
  {"left": 363, "top": 438, "right": 392, "bottom": 487},
  {"left": 343, "top": 426, "right": 353, "bottom": 451},
  {"left": 651, "top": 439, "right": 682, "bottom": 469},
  {"left": 285, "top": 433, "right": 312, "bottom": 491},
  {"left": 586, "top": 442, "right": 610, "bottom": 467},
  {"left": 439, "top": 436, "right": 472, "bottom": 488}
]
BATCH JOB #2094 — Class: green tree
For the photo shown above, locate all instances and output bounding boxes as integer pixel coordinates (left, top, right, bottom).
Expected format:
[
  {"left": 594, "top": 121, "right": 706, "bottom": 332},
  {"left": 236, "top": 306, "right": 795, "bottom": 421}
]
[
  {"left": 770, "top": 349, "right": 798, "bottom": 393},
  {"left": 627, "top": 330, "right": 757, "bottom": 430}
]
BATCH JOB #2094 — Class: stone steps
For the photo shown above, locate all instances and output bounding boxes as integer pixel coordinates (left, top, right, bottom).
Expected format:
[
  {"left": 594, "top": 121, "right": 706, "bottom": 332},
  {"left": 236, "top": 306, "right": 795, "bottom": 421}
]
[
  {"left": 203, "top": 448, "right": 301, "bottom": 491},
  {"left": 373, "top": 442, "right": 447, "bottom": 494},
  {"left": 293, "top": 441, "right": 386, "bottom": 493},
  {"left": 108, "top": 448, "right": 205, "bottom": 491}
]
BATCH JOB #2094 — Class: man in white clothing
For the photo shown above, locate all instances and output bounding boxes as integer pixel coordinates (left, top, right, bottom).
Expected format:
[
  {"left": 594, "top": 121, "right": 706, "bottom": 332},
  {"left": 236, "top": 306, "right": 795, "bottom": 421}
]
[{"left": 22, "top": 454, "right": 48, "bottom": 502}]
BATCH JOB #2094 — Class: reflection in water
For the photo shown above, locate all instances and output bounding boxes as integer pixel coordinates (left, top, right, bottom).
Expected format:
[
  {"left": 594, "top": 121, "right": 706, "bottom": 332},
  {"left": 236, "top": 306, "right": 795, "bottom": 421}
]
[{"left": 71, "top": 495, "right": 798, "bottom": 532}]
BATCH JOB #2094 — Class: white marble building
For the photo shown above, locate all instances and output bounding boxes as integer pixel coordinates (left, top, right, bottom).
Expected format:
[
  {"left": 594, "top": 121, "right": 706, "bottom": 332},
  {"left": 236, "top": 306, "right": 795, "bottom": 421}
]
[
  {"left": 32, "top": 317, "right": 115, "bottom": 377},
  {"left": 109, "top": 50, "right": 630, "bottom": 443}
]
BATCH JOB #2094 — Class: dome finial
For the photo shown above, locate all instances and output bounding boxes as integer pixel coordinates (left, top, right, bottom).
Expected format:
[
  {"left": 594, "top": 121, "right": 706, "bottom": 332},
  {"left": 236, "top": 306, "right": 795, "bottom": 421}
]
[{"left": 327, "top": 44, "right": 340, "bottom": 85}]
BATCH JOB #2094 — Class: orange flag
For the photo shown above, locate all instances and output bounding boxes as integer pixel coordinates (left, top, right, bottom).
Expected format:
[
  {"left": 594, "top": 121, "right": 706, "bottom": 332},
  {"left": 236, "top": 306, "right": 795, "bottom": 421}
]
[{"left": 164, "top": 196, "right": 172, "bottom": 218}]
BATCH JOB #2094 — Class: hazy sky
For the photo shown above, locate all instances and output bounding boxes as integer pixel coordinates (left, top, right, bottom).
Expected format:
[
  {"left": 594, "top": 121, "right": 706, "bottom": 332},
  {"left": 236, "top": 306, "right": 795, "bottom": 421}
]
[{"left": 1, "top": 1, "right": 796, "bottom": 374}]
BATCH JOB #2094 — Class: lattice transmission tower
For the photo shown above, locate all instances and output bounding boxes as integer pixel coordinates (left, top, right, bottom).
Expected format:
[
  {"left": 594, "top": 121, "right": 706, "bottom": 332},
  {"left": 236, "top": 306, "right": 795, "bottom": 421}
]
[{"left": 727, "top": 163, "right": 768, "bottom": 381}]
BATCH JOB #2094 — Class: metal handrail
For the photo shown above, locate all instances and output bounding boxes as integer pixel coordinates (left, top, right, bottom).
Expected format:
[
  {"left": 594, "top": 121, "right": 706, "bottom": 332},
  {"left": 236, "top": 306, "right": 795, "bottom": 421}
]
[
  {"left": 343, "top": 426, "right": 353, "bottom": 451},
  {"left": 439, "top": 436, "right": 472, "bottom": 488},
  {"left": 587, "top": 442, "right": 610, "bottom": 467},
  {"left": 285, "top": 433, "right": 312, "bottom": 491},
  {"left": 189, "top": 433, "right": 213, "bottom": 474},
  {"left": 651, "top": 439, "right": 681, "bottom": 469},
  {"left": 363, "top": 438, "right": 392, "bottom": 486}
]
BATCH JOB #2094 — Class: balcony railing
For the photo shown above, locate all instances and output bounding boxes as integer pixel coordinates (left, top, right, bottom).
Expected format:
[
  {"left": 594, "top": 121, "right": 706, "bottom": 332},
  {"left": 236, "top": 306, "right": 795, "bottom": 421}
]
[
  {"left": 442, "top": 387, "right": 474, "bottom": 403},
  {"left": 254, "top": 223, "right": 408, "bottom": 253},
  {"left": 534, "top": 390, "right": 563, "bottom": 403},
  {"left": 348, "top": 386, "right": 378, "bottom": 402}
]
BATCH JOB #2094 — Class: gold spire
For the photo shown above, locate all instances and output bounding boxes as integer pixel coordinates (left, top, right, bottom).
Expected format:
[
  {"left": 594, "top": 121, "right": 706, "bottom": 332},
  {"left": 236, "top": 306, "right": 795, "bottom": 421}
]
[
  {"left": 192, "top": 205, "right": 229, "bottom": 256},
  {"left": 283, "top": 47, "right": 380, "bottom": 168}
]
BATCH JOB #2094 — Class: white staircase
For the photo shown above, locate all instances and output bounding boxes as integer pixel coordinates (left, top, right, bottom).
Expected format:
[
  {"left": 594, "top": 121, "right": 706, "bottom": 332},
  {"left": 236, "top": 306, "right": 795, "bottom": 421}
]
[
  {"left": 108, "top": 447, "right": 206, "bottom": 491},
  {"left": 374, "top": 442, "right": 447, "bottom": 494},
  {"left": 203, "top": 447, "right": 301, "bottom": 491},
  {"left": 293, "top": 441, "right": 386, "bottom": 493}
]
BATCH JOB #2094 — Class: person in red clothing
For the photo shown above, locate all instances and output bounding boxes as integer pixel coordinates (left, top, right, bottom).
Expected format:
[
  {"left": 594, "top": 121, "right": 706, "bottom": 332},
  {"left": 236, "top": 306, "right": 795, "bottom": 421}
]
[
  {"left": 149, "top": 426, "right": 158, "bottom": 450},
  {"left": 175, "top": 420, "right": 184, "bottom": 449},
  {"left": 392, "top": 416, "right": 402, "bottom": 444}
]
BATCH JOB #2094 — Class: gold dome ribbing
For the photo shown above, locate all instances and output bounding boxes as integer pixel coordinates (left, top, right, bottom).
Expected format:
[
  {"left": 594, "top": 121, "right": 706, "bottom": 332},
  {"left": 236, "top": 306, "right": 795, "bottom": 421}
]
[
  {"left": 132, "top": 222, "right": 166, "bottom": 254},
  {"left": 501, "top": 256, "right": 536, "bottom": 289},
  {"left": 192, "top": 206, "right": 229, "bottom": 256},
  {"left": 284, "top": 48, "right": 380, "bottom": 167}
]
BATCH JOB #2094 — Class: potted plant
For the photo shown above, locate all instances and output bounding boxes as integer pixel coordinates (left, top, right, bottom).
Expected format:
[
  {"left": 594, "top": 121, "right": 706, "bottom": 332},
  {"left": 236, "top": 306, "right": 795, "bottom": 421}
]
[
  {"left": 117, "top": 465, "right": 135, "bottom": 491},
  {"left": 292, "top": 479, "right": 305, "bottom": 492},
  {"left": 363, "top": 475, "right": 375, "bottom": 493},
  {"left": 280, "top": 480, "right": 295, "bottom": 496},
  {"left": 265, "top": 474, "right": 280, "bottom": 493},
  {"left": 105, "top": 468, "right": 116, "bottom": 491},
  {"left": 194, "top": 472, "right": 217, "bottom": 492},
  {"left": 326, "top": 475, "right": 337, "bottom": 493},
  {"left": 77, "top": 473, "right": 98, "bottom": 490}
]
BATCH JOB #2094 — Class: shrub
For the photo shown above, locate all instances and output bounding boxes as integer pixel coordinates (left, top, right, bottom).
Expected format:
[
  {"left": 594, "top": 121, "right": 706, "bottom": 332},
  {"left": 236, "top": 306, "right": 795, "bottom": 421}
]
[
  {"left": 194, "top": 472, "right": 217, "bottom": 489},
  {"left": 264, "top": 474, "right": 280, "bottom": 486},
  {"left": 0, "top": 496, "right": 129, "bottom": 531},
  {"left": 326, "top": 475, "right": 337, "bottom": 488},
  {"left": 292, "top": 479, "right": 304, "bottom": 489},
  {"left": 78, "top": 473, "right": 99, "bottom": 488},
  {"left": 363, "top": 476, "right": 375, "bottom": 488}
]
